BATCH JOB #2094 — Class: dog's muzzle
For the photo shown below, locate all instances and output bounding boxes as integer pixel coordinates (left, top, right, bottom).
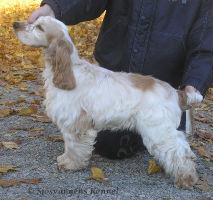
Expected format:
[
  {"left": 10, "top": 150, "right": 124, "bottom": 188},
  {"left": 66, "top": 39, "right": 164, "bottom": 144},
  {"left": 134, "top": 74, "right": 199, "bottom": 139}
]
[{"left": 13, "top": 22, "right": 19, "bottom": 29}]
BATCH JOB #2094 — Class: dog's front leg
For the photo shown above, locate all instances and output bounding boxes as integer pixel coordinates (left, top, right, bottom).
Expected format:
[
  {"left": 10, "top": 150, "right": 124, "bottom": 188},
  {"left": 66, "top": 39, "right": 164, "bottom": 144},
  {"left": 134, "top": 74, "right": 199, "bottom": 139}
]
[{"left": 57, "top": 129, "right": 97, "bottom": 172}]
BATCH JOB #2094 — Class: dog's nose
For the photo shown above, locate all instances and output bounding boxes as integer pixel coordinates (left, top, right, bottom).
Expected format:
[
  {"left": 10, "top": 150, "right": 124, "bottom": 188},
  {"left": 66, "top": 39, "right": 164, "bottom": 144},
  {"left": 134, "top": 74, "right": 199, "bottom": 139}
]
[{"left": 13, "top": 22, "right": 19, "bottom": 29}]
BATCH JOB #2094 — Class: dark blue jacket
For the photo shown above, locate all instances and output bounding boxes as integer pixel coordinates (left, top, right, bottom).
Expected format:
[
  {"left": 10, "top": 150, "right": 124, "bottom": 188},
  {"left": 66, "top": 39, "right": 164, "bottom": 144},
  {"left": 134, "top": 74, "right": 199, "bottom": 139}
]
[{"left": 41, "top": 0, "right": 213, "bottom": 95}]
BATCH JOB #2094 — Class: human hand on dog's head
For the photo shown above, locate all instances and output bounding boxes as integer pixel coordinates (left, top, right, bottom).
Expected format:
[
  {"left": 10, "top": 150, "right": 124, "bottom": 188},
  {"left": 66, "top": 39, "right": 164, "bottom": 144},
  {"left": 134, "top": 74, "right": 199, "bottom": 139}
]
[{"left": 28, "top": 4, "right": 55, "bottom": 24}]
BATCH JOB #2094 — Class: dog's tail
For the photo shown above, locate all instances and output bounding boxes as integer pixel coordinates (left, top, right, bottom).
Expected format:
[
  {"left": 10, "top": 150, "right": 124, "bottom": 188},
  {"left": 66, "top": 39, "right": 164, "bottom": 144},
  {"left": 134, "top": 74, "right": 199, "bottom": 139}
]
[{"left": 177, "top": 90, "right": 203, "bottom": 111}]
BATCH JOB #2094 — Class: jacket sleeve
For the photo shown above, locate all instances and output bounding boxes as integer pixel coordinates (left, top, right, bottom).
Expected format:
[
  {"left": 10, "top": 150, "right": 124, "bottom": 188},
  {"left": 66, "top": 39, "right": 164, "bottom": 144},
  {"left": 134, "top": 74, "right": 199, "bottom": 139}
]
[
  {"left": 41, "top": 0, "right": 108, "bottom": 25},
  {"left": 181, "top": 0, "right": 213, "bottom": 96}
]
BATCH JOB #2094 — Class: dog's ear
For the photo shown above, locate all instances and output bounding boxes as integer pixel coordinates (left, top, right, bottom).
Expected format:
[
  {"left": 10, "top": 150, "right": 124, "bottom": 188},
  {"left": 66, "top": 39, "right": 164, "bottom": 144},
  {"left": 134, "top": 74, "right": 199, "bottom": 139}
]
[{"left": 52, "top": 39, "right": 76, "bottom": 90}]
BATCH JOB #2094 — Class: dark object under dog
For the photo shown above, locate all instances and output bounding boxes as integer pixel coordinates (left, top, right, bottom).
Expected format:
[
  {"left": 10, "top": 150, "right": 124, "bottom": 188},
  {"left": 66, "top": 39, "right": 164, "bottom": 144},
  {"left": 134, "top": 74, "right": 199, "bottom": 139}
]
[
  {"left": 94, "top": 130, "right": 145, "bottom": 159},
  {"left": 94, "top": 113, "right": 186, "bottom": 159}
]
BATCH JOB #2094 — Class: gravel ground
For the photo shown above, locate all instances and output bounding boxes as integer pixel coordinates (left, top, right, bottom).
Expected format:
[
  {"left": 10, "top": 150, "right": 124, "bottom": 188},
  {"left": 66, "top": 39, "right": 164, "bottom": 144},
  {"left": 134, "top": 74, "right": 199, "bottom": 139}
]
[{"left": 0, "top": 77, "right": 213, "bottom": 200}]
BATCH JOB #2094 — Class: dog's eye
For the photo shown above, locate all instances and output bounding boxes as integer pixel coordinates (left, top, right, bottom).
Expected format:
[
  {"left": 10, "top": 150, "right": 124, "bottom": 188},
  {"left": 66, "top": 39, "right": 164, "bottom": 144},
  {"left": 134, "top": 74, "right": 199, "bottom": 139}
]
[{"left": 37, "top": 25, "right": 44, "bottom": 32}]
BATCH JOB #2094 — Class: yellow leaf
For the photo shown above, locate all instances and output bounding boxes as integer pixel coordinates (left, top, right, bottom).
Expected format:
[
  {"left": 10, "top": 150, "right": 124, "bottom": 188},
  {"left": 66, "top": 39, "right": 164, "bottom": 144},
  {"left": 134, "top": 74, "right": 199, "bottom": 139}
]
[
  {"left": 30, "top": 127, "right": 44, "bottom": 132},
  {"left": 2, "top": 141, "right": 20, "bottom": 149},
  {"left": 0, "top": 178, "right": 41, "bottom": 188},
  {"left": 23, "top": 64, "right": 33, "bottom": 70},
  {"left": 0, "top": 108, "right": 10, "bottom": 118},
  {"left": 148, "top": 159, "right": 161, "bottom": 175},
  {"left": 29, "top": 133, "right": 43, "bottom": 138},
  {"left": 18, "top": 95, "right": 27, "bottom": 98},
  {"left": 19, "top": 105, "right": 38, "bottom": 116},
  {"left": 86, "top": 167, "right": 109, "bottom": 183},
  {"left": 200, "top": 104, "right": 208, "bottom": 109},
  {"left": 0, "top": 165, "right": 18, "bottom": 173},
  {"left": 43, "top": 135, "right": 63, "bottom": 142}
]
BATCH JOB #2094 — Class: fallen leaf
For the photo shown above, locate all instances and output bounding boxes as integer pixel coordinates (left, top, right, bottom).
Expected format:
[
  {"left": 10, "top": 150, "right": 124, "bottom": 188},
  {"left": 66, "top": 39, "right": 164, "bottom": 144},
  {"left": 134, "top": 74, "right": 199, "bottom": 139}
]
[
  {"left": 20, "top": 178, "right": 41, "bottom": 184},
  {"left": 10, "top": 126, "right": 31, "bottom": 131},
  {"left": 194, "top": 114, "right": 212, "bottom": 124},
  {"left": 0, "top": 180, "right": 20, "bottom": 188},
  {"left": 0, "top": 108, "right": 10, "bottom": 118},
  {"left": 31, "top": 99, "right": 41, "bottom": 105},
  {"left": 44, "top": 135, "right": 63, "bottom": 142},
  {"left": 30, "top": 127, "right": 44, "bottom": 132},
  {"left": 12, "top": 139, "right": 22, "bottom": 145},
  {"left": 2, "top": 141, "right": 20, "bottom": 149},
  {"left": 190, "top": 141, "right": 204, "bottom": 149},
  {"left": 0, "top": 178, "right": 41, "bottom": 188},
  {"left": 198, "top": 147, "right": 212, "bottom": 159},
  {"left": 200, "top": 104, "right": 208, "bottom": 110},
  {"left": 17, "top": 83, "right": 28, "bottom": 92},
  {"left": 195, "top": 129, "right": 213, "bottom": 142},
  {"left": 86, "top": 167, "right": 109, "bottom": 183},
  {"left": 29, "top": 133, "right": 44, "bottom": 138},
  {"left": 18, "top": 95, "right": 27, "bottom": 98},
  {"left": 0, "top": 100, "right": 26, "bottom": 107},
  {"left": 18, "top": 105, "right": 38, "bottom": 116},
  {"left": 32, "top": 115, "right": 51, "bottom": 123},
  {"left": 148, "top": 159, "right": 161, "bottom": 175},
  {"left": 0, "top": 165, "right": 18, "bottom": 173},
  {"left": 30, "top": 88, "right": 45, "bottom": 98}
]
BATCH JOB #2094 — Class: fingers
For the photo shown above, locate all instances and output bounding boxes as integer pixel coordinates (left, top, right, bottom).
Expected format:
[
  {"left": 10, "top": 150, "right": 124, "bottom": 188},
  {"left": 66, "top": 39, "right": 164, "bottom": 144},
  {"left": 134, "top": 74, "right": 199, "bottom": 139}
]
[
  {"left": 184, "top": 85, "right": 200, "bottom": 94},
  {"left": 28, "top": 8, "right": 42, "bottom": 24},
  {"left": 184, "top": 86, "right": 203, "bottom": 107},
  {"left": 28, "top": 4, "right": 55, "bottom": 24}
]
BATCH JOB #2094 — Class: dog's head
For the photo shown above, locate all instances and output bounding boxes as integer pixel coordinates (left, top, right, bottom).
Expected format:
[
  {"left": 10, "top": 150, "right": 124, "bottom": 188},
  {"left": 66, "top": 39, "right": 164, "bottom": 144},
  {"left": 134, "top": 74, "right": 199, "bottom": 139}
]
[
  {"left": 13, "top": 16, "right": 71, "bottom": 48},
  {"left": 13, "top": 16, "right": 77, "bottom": 90}
]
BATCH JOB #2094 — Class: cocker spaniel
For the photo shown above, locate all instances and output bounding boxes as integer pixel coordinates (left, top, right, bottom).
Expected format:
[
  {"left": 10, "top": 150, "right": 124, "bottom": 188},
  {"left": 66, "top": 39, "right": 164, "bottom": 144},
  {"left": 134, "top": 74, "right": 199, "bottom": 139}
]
[{"left": 13, "top": 16, "right": 203, "bottom": 189}]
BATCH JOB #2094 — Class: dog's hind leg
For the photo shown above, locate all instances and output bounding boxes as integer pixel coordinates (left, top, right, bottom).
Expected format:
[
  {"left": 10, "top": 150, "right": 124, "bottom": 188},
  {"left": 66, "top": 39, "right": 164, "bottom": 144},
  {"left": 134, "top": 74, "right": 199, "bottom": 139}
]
[
  {"left": 136, "top": 114, "right": 198, "bottom": 189},
  {"left": 57, "top": 129, "right": 97, "bottom": 172}
]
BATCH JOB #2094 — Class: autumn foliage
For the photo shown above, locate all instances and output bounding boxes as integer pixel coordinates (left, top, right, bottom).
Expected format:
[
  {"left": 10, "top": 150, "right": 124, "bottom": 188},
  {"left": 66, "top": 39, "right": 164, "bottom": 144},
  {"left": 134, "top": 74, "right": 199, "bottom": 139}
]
[{"left": 0, "top": 0, "right": 103, "bottom": 90}]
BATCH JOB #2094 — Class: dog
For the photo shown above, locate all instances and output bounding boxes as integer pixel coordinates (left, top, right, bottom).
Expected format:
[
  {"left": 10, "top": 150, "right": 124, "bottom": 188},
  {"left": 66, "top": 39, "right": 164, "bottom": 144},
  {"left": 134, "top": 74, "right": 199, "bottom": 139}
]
[{"left": 13, "top": 16, "right": 203, "bottom": 189}]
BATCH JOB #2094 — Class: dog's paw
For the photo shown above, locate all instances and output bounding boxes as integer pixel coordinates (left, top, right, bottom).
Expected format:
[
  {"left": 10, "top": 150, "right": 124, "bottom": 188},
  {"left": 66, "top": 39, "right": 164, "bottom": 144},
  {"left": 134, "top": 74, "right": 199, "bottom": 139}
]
[
  {"left": 57, "top": 153, "right": 86, "bottom": 172},
  {"left": 174, "top": 173, "right": 198, "bottom": 189},
  {"left": 186, "top": 92, "right": 203, "bottom": 106}
]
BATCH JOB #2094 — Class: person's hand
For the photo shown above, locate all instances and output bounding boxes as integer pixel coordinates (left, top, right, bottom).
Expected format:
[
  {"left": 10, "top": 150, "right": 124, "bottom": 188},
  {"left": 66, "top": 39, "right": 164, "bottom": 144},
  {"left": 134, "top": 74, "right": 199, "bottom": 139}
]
[
  {"left": 184, "top": 85, "right": 201, "bottom": 95},
  {"left": 28, "top": 4, "right": 55, "bottom": 24},
  {"left": 184, "top": 85, "right": 203, "bottom": 107}
]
